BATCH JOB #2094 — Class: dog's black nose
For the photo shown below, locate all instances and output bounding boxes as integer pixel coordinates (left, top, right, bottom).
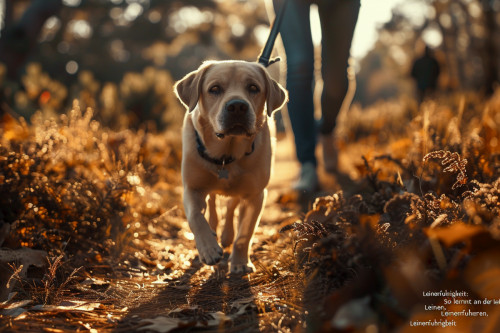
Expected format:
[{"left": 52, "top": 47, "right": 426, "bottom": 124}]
[{"left": 225, "top": 99, "right": 249, "bottom": 116}]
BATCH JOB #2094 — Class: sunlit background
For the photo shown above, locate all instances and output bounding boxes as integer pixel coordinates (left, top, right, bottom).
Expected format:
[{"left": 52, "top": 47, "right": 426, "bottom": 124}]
[
  {"left": 0, "top": 0, "right": 434, "bottom": 58},
  {"left": 0, "top": 2, "right": 499, "bottom": 331},
  {"left": 352, "top": 0, "right": 431, "bottom": 57},
  {"left": 0, "top": 0, "right": 498, "bottom": 125}
]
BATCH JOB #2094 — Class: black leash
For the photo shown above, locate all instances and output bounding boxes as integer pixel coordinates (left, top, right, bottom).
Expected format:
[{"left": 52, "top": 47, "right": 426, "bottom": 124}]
[{"left": 257, "top": 0, "right": 288, "bottom": 67}]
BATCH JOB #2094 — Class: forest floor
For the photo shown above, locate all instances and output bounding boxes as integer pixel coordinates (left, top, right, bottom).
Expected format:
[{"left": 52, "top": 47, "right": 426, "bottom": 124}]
[
  {"left": 1, "top": 92, "right": 500, "bottom": 332},
  {"left": 0, "top": 130, "right": 324, "bottom": 332}
]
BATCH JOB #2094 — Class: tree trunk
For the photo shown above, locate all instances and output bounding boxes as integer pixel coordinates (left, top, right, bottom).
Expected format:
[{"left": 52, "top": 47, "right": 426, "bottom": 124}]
[{"left": 481, "top": 0, "right": 498, "bottom": 95}]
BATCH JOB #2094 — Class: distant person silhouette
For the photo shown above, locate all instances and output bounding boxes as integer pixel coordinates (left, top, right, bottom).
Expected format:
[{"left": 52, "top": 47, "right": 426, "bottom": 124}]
[
  {"left": 411, "top": 45, "right": 440, "bottom": 104},
  {"left": 273, "top": 0, "right": 360, "bottom": 193}
]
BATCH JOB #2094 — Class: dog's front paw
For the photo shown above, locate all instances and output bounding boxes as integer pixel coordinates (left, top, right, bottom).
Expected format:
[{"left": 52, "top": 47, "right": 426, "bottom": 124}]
[
  {"left": 230, "top": 260, "right": 255, "bottom": 275},
  {"left": 195, "top": 234, "right": 223, "bottom": 265}
]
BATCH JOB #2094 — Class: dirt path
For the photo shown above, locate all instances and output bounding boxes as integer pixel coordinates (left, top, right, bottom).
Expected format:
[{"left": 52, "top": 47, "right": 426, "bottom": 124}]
[
  {"left": 105, "top": 136, "right": 319, "bottom": 333},
  {"left": 108, "top": 136, "right": 309, "bottom": 332}
]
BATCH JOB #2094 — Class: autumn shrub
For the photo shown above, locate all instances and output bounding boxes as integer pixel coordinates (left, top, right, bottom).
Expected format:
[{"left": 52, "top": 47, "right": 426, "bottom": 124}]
[
  {"left": 288, "top": 90, "right": 500, "bottom": 331},
  {"left": 0, "top": 102, "right": 182, "bottom": 265},
  {"left": 1, "top": 62, "right": 184, "bottom": 131}
]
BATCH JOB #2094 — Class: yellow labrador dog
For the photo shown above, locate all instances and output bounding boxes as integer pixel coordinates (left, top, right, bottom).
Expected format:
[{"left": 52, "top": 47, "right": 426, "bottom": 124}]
[{"left": 174, "top": 60, "right": 287, "bottom": 274}]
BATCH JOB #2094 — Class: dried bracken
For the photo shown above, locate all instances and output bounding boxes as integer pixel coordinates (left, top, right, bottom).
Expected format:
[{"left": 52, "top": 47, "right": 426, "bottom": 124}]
[
  {"left": 0, "top": 86, "right": 499, "bottom": 332},
  {"left": 463, "top": 178, "right": 500, "bottom": 226},
  {"left": 1, "top": 105, "right": 182, "bottom": 258},
  {"left": 286, "top": 91, "right": 500, "bottom": 331},
  {"left": 424, "top": 150, "right": 468, "bottom": 189}
]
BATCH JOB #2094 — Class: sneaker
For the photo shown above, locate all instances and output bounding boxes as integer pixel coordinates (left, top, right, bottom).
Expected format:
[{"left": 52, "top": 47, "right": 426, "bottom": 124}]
[
  {"left": 292, "top": 162, "right": 319, "bottom": 192},
  {"left": 320, "top": 134, "right": 338, "bottom": 173}
]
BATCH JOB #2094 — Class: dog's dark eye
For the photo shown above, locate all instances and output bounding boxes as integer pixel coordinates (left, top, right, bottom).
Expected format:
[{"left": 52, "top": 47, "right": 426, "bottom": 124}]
[
  {"left": 209, "top": 85, "right": 222, "bottom": 95},
  {"left": 248, "top": 84, "right": 260, "bottom": 94}
]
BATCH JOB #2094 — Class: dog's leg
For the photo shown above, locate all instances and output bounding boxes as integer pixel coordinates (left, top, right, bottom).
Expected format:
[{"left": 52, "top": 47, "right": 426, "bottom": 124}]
[
  {"left": 184, "top": 188, "right": 223, "bottom": 265},
  {"left": 230, "top": 189, "right": 267, "bottom": 274},
  {"left": 207, "top": 194, "right": 218, "bottom": 233},
  {"left": 221, "top": 197, "right": 239, "bottom": 248}
]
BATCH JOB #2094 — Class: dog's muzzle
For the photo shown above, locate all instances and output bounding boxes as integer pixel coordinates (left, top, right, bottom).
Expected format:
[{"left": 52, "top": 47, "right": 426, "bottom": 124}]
[
  {"left": 218, "top": 99, "right": 253, "bottom": 137},
  {"left": 226, "top": 99, "right": 249, "bottom": 115}
]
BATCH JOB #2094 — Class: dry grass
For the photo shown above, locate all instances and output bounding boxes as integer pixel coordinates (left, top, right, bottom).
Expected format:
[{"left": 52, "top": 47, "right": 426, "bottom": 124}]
[{"left": 0, "top": 88, "right": 499, "bottom": 332}]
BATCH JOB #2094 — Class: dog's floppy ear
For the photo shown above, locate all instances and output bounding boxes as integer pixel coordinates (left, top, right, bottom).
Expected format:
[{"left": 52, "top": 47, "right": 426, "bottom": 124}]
[
  {"left": 263, "top": 70, "right": 288, "bottom": 116},
  {"left": 174, "top": 63, "right": 211, "bottom": 112}
]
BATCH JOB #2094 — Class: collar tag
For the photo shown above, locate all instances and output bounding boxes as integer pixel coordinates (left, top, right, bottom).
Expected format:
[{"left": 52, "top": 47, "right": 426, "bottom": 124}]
[
  {"left": 218, "top": 160, "right": 229, "bottom": 179},
  {"left": 218, "top": 168, "right": 229, "bottom": 179}
]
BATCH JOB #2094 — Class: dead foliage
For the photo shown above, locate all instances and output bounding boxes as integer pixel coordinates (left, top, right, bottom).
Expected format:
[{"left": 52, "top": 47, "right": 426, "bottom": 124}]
[
  {"left": 0, "top": 90, "right": 499, "bottom": 332},
  {"left": 286, "top": 91, "right": 500, "bottom": 332},
  {"left": 0, "top": 100, "right": 183, "bottom": 327}
]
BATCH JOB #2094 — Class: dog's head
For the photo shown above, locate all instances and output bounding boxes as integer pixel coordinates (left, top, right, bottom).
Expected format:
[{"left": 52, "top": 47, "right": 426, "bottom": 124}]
[{"left": 174, "top": 60, "right": 288, "bottom": 138}]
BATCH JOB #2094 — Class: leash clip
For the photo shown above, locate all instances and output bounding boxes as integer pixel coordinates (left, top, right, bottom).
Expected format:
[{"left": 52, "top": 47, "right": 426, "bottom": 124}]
[
  {"left": 257, "top": 0, "right": 288, "bottom": 67},
  {"left": 267, "top": 57, "right": 281, "bottom": 66}
]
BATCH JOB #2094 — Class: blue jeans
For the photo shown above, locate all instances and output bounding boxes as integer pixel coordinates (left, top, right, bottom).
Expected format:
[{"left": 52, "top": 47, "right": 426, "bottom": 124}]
[{"left": 274, "top": 0, "right": 360, "bottom": 166}]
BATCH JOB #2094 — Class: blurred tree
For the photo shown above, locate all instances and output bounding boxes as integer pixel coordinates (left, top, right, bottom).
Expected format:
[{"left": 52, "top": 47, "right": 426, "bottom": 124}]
[
  {"left": 0, "top": 0, "right": 269, "bottom": 127},
  {"left": 0, "top": 0, "right": 62, "bottom": 117},
  {"left": 0, "top": 0, "right": 62, "bottom": 80},
  {"left": 426, "top": 0, "right": 498, "bottom": 93},
  {"left": 354, "top": 10, "right": 423, "bottom": 105},
  {"left": 481, "top": 0, "right": 499, "bottom": 95}
]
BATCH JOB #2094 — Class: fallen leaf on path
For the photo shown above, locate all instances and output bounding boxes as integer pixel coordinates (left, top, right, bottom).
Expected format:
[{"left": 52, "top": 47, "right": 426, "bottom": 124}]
[
  {"left": 2, "top": 307, "right": 27, "bottom": 317},
  {"left": 138, "top": 316, "right": 190, "bottom": 333},
  {"left": 1, "top": 299, "right": 32, "bottom": 317},
  {"left": 79, "top": 277, "right": 110, "bottom": 290},
  {"left": 32, "top": 300, "right": 101, "bottom": 312},
  {"left": 80, "top": 277, "right": 109, "bottom": 286},
  {"left": 1, "top": 299, "right": 32, "bottom": 310}
]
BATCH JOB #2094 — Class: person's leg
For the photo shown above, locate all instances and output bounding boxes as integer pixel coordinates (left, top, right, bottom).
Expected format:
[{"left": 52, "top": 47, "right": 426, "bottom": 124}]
[
  {"left": 318, "top": 0, "right": 360, "bottom": 172},
  {"left": 274, "top": 0, "right": 316, "bottom": 168},
  {"left": 274, "top": 0, "right": 318, "bottom": 191},
  {"left": 318, "top": 0, "right": 360, "bottom": 135}
]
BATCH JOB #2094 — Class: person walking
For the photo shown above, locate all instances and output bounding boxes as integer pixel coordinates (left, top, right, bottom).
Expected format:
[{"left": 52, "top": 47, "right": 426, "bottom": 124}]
[
  {"left": 273, "top": 0, "right": 360, "bottom": 192},
  {"left": 411, "top": 45, "right": 440, "bottom": 104}
]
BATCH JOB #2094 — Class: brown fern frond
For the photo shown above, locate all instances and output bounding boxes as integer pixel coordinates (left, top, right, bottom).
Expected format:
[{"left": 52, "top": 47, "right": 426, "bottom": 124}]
[
  {"left": 423, "top": 150, "right": 468, "bottom": 189},
  {"left": 288, "top": 220, "right": 328, "bottom": 239}
]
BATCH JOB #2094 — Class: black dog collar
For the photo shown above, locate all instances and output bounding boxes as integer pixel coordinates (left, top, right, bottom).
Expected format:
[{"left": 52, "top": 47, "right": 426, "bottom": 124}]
[{"left": 194, "top": 130, "right": 255, "bottom": 166}]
